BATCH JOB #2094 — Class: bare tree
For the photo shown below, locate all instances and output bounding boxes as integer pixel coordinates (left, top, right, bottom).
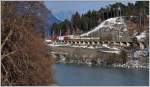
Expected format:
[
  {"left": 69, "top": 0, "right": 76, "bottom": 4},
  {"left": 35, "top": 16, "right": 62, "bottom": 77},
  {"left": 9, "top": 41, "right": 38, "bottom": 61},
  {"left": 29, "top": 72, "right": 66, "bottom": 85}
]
[{"left": 1, "top": 1, "right": 54, "bottom": 85}]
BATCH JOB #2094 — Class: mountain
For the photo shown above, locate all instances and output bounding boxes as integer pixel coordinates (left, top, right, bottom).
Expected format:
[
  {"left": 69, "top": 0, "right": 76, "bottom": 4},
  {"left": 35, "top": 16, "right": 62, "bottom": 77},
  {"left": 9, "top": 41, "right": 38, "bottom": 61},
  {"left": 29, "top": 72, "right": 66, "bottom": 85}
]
[
  {"left": 52, "top": 11, "right": 74, "bottom": 21},
  {"left": 14, "top": 1, "right": 60, "bottom": 38},
  {"left": 45, "top": 11, "right": 60, "bottom": 38},
  {"left": 47, "top": 11, "right": 60, "bottom": 25}
]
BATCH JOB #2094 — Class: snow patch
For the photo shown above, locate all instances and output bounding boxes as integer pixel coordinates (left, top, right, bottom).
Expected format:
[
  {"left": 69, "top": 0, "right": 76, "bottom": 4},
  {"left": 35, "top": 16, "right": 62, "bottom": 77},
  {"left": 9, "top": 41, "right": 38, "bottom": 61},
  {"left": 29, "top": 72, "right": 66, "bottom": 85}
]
[
  {"left": 102, "top": 44, "right": 120, "bottom": 50},
  {"left": 102, "top": 44, "right": 110, "bottom": 48},
  {"left": 101, "top": 50, "right": 120, "bottom": 54},
  {"left": 136, "top": 31, "right": 146, "bottom": 41},
  {"left": 80, "top": 17, "right": 127, "bottom": 37}
]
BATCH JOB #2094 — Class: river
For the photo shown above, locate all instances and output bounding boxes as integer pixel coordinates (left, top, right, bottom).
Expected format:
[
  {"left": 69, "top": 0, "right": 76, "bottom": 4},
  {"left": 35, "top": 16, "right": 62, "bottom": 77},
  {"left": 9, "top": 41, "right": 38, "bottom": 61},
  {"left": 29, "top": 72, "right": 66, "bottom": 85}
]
[{"left": 53, "top": 64, "right": 149, "bottom": 86}]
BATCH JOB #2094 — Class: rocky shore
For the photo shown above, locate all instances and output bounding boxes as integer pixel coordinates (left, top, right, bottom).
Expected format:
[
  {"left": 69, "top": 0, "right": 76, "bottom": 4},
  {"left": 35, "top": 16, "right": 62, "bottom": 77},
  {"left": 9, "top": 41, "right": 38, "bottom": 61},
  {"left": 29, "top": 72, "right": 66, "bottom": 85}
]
[{"left": 49, "top": 46, "right": 149, "bottom": 70}]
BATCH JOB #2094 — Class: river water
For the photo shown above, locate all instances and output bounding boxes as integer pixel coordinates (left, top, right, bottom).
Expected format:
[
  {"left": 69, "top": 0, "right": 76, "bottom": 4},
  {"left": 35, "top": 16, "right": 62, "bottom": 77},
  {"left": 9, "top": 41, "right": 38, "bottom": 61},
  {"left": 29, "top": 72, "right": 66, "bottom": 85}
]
[{"left": 53, "top": 64, "right": 149, "bottom": 86}]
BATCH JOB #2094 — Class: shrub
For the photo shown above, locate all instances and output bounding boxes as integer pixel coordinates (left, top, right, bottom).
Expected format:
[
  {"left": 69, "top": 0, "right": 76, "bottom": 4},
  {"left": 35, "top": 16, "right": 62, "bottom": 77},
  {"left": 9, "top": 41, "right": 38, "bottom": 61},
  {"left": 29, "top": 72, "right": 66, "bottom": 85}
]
[{"left": 1, "top": 2, "right": 54, "bottom": 85}]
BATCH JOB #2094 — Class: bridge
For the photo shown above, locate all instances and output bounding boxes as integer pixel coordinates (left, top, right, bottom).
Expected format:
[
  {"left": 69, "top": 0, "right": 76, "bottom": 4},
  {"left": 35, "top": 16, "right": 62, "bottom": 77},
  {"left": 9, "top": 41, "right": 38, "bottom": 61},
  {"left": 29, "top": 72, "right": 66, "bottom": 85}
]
[{"left": 54, "top": 36, "right": 133, "bottom": 47}]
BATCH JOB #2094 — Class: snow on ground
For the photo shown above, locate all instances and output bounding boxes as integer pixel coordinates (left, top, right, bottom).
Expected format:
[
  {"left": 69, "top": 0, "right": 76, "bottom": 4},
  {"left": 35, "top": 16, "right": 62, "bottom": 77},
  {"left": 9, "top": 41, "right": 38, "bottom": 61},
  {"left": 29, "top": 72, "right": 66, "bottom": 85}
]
[
  {"left": 45, "top": 39, "right": 52, "bottom": 42},
  {"left": 87, "top": 46, "right": 95, "bottom": 49},
  {"left": 112, "top": 47, "right": 120, "bottom": 50},
  {"left": 101, "top": 44, "right": 120, "bottom": 54},
  {"left": 80, "top": 19, "right": 106, "bottom": 36},
  {"left": 48, "top": 42, "right": 120, "bottom": 54},
  {"left": 45, "top": 39, "right": 52, "bottom": 43},
  {"left": 101, "top": 50, "right": 120, "bottom": 54},
  {"left": 136, "top": 31, "right": 146, "bottom": 41},
  {"left": 80, "top": 17, "right": 127, "bottom": 37},
  {"left": 48, "top": 44, "right": 57, "bottom": 47},
  {"left": 48, "top": 44, "right": 63, "bottom": 47},
  {"left": 102, "top": 44, "right": 120, "bottom": 50},
  {"left": 102, "top": 44, "right": 110, "bottom": 48}
]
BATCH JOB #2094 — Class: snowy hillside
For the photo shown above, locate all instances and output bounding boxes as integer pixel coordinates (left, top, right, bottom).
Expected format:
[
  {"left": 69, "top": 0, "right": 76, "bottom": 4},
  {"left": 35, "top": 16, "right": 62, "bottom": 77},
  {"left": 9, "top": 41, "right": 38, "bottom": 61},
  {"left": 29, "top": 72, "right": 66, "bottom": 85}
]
[{"left": 80, "top": 17, "right": 127, "bottom": 37}]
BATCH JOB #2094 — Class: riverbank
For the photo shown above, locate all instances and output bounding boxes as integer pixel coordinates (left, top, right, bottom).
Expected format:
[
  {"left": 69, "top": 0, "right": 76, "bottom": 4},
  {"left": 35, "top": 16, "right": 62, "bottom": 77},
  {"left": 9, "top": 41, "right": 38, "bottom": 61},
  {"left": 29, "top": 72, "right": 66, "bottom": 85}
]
[
  {"left": 56, "top": 61, "right": 149, "bottom": 70},
  {"left": 49, "top": 46, "right": 149, "bottom": 70}
]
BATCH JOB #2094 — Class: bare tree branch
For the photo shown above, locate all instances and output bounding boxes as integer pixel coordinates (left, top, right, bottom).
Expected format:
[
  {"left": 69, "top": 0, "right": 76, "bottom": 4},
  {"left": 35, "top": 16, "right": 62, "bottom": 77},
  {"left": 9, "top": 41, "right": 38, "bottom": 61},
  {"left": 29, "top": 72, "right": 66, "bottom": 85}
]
[
  {"left": 1, "top": 30, "right": 13, "bottom": 50},
  {"left": 1, "top": 50, "right": 17, "bottom": 60}
]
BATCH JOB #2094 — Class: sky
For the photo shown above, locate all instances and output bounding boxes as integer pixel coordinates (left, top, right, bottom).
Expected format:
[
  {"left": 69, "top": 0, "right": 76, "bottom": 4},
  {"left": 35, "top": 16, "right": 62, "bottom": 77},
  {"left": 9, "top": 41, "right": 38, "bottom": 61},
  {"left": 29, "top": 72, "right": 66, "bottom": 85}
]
[{"left": 44, "top": 1, "right": 136, "bottom": 21}]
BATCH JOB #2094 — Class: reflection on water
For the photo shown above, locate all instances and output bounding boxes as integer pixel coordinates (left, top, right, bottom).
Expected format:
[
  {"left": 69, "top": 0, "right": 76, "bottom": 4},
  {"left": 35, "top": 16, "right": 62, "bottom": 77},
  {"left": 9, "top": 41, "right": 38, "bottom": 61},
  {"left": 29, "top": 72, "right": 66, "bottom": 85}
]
[{"left": 53, "top": 64, "right": 149, "bottom": 86}]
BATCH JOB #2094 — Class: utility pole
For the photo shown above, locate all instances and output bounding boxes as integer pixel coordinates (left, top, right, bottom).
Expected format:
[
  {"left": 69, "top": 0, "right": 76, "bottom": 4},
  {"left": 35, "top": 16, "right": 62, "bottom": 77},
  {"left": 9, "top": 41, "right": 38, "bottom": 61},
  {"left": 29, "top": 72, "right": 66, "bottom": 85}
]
[
  {"left": 53, "top": 29, "right": 55, "bottom": 37},
  {"left": 118, "top": 6, "right": 121, "bottom": 42},
  {"left": 60, "top": 29, "right": 62, "bottom": 36},
  {"left": 143, "top": 8, "right": 145, "bottom": 30},
  {"left": 112, "top": 8, "right": 115, "bottom": 41},
  {"left": 111, "top": 8, "right": 112, "bottom": 18},
  {"left": 113, "top": 8, "right": 115, "bottom": 17},
  {"left": 109, "top": 8, "right": 111, "bottom": 18},
  {"left": 103, "top": 10, "right": 105, "bottom": 20},
  {"left": 111, "top": 8, "right": 113, "bottom": 18},
  {"left": 143, "top": 10, "right": 144, "bottom": 30},
  {"left": 107, "top": 8, "right": 109, "bottom": 19},
  {"left": 112, "top": 8, "right": 114, "bottom": 41}
]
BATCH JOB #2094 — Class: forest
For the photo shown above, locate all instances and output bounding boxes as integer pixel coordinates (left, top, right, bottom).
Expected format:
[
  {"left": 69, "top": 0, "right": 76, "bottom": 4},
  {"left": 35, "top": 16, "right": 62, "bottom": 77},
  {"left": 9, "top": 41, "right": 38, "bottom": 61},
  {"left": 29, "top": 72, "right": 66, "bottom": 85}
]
[{"left": 51, "top": 1, "right": 149, "bottom": 36}]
